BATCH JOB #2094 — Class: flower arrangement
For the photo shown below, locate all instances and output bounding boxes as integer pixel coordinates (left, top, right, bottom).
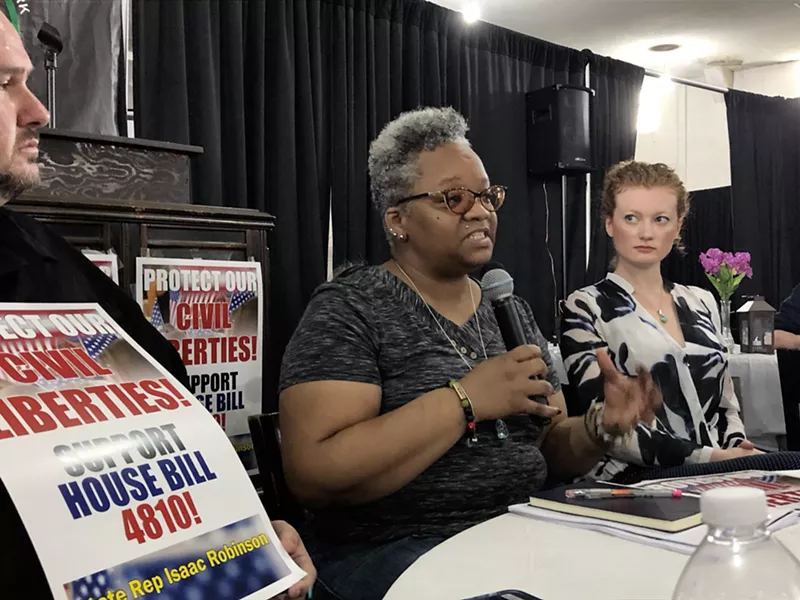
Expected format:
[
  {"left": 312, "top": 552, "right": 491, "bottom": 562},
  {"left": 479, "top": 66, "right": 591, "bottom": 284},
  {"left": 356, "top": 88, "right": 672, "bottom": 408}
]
[{"left": 699, "top": 248, "right": 753, "bottom": 301}]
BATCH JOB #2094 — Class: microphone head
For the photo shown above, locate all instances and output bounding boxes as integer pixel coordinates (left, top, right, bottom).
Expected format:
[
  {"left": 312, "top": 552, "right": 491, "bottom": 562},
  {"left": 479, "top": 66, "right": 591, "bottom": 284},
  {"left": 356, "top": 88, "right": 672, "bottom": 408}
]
[
  {"left": 479, "top": 261, "right": 505, "bottom": 278},
  {"left": 481, "top": 268, "right": 514, "bottom": 303},
  {"left": 38, "top": 23, "right": 63, "bottom": 54}
]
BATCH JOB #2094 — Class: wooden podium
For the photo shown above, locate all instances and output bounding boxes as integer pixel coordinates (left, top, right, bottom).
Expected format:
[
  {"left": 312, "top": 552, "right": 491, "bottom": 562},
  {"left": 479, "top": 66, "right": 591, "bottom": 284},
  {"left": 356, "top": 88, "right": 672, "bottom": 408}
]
[{"left": 10, "top": 128, "right": 274, "bottom": 297}]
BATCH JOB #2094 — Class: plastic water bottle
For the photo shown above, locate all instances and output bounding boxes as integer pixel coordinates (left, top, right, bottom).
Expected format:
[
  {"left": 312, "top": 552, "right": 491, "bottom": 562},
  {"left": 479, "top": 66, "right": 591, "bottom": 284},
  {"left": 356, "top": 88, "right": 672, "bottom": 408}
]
[{"left": 673, "top": 487, "right": 800, "bottom": 599}]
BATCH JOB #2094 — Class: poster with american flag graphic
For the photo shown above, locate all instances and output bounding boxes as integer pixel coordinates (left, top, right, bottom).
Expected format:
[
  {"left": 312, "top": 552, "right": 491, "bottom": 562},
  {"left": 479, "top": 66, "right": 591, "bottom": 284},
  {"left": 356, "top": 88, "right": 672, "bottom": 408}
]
[
  {"left": 82, "top": 251, "right": 120, "bottom": 285},
  {"left": 135, "top": 259, "right": 263, "bottom": 473},
  {"left": 0, "top": 303, "right": 304, "bottom": 600}
]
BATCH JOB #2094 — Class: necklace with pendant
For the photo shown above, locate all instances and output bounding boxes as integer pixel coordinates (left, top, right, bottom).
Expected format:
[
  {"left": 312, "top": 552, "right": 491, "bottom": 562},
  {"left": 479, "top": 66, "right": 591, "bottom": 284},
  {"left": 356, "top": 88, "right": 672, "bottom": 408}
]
[
  {"left": 657, "top": 288, "right": 669, "bottom": 323},
  {"left": 636, "top": 287, "right": 669, "bottom": 324},
  {"left": 394, "top": 261, "right": 509, "bottom": 443}
]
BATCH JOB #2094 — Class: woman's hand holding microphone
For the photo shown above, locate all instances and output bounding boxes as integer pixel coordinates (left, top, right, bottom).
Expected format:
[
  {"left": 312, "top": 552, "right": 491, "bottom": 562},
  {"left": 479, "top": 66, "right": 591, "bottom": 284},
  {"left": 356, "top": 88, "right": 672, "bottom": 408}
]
[
  {"left": 458, "top": 346, "right": 662, "bottom": 447},
  {"left": 457, "top": 344, "right": 560, "bottom": 422}
]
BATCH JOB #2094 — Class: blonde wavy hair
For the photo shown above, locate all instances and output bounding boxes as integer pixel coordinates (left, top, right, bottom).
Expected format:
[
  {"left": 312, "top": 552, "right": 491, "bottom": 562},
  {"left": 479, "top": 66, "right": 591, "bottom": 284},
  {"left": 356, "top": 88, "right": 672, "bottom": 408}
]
[{"left": 602, "top": 160, "right": 690, "bottom": 251}]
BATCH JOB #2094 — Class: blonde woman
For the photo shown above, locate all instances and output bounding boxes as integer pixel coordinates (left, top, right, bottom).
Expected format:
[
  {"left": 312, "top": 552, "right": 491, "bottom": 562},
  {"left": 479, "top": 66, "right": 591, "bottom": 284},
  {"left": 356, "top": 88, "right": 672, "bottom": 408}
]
[{"left": 561, "top": 161, "right": 760, "bottom": 482}]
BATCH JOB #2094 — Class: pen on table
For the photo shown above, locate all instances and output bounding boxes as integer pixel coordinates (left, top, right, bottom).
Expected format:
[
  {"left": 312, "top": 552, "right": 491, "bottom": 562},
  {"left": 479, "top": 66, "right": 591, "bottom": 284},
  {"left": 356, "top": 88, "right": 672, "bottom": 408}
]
[{"left": 566, "top": 488, "right": 683, "bottom": 500}]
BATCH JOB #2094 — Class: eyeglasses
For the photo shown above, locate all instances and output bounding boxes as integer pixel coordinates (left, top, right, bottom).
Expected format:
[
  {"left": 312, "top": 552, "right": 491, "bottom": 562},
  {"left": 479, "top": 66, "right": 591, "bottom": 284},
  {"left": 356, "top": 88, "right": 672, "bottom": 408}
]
[{"left": 396, "top": 185, "right": 507, "bottom": 215}]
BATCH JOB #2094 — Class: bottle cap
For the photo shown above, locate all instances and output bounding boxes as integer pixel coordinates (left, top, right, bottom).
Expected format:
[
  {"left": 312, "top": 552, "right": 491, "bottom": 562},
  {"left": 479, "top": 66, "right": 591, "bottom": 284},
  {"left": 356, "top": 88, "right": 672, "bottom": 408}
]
[{"left": 701, "top": 487, "right": 768, "bottom": 527}]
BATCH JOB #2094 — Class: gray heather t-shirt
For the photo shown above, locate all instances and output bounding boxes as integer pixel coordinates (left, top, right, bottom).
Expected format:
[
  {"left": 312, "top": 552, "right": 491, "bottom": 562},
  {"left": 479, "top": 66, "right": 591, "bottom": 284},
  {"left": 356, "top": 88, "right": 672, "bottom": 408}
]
[{"left": 279, "top": 265, "right": 561, "bottom": 543}]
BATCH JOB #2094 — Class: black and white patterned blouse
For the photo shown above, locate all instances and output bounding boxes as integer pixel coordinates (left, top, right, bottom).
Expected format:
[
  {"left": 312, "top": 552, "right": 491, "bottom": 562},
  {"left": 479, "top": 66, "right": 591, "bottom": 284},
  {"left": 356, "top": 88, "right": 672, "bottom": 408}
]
[{"left": 561, "top": 273, "right": 746, "bottom": 481}]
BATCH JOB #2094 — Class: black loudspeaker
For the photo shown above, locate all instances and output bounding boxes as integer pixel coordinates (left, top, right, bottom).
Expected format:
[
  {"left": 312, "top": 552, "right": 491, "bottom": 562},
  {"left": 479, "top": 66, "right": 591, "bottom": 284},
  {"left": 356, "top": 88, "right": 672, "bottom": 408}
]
[{"left": 526, "top": 84, "right": 593, "bottom": 175}]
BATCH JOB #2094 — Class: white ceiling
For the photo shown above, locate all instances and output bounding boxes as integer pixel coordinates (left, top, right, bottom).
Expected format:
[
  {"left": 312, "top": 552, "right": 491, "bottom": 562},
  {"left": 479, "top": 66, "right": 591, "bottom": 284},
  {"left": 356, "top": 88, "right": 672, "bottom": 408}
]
[{"left": 429, "top": 0, "right": 800, "bottom": 80}]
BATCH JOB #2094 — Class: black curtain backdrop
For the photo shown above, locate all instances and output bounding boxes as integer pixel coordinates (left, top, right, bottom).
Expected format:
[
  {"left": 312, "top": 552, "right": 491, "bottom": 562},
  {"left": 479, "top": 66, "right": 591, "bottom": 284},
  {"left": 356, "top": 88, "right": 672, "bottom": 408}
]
[
  {"left": 662, "top": 186, "right": 734, "bottom": 291},
  {"left": 134, "top": 0, "right": 646, "bottom": 369},
  {"left": 726, "top": 90, "right": 800, "bottom": 309},
  {"left": 133, "top": 0, "right": 331, "bottom": 407},
  {"left": 585, "top": 53, "right": 645, "bottom": 284},
  {"left": 327, "top": 0, "right": 587, "bottom": 338}
]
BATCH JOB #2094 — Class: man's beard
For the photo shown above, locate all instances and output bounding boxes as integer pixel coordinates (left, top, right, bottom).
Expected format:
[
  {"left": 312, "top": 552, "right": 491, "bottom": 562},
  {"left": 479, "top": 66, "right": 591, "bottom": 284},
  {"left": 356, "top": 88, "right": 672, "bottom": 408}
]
[
  {"left": 0, "top": 166, "right": 39, "bottom": 203},
  {"left": 0, "top": 129, "right": 42, "bottom": 204}
]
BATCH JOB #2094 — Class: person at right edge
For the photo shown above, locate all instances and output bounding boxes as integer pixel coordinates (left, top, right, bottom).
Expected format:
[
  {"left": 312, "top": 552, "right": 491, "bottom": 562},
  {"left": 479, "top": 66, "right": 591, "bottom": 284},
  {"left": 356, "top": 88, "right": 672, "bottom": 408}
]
[
  {"left": 774, "top": 282, "right": 800, "bottom": 349},
  {"left": 561, "top": 160, "right": 761, "bottom": 484},
  {"left": 279, "top": 108, "right": 662, "bottom": 600},
  {"left": 0, "top": 12, "right": 315, "bottom": 600}
]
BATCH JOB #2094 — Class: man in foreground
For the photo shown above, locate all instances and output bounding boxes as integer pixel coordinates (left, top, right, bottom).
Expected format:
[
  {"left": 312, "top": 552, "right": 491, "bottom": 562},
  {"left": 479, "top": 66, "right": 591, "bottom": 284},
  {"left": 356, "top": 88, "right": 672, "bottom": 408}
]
[{"left": 0, "top": 10, "right": 314, "bottom": 598}]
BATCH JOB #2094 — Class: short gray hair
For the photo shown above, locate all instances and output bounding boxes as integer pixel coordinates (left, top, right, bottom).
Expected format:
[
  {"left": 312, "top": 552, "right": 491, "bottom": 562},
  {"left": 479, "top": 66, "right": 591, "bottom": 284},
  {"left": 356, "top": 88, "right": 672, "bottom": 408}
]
[{"left": 368, "top": 107, "right": 470, "bottom": 216}]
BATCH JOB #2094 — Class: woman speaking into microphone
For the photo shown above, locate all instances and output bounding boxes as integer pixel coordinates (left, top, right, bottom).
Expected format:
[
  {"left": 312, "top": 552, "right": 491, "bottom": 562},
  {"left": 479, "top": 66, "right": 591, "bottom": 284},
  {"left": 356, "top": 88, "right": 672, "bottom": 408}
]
[{"left": 278, "top": 107, "right": 661, "bottom": 600}]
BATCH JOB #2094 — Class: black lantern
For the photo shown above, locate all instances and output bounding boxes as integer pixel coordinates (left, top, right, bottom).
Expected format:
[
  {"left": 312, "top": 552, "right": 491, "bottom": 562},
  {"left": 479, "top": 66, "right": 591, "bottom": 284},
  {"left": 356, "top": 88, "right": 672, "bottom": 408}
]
[{"left": 737, "top": 295, "right": 776, "bottom": 354}]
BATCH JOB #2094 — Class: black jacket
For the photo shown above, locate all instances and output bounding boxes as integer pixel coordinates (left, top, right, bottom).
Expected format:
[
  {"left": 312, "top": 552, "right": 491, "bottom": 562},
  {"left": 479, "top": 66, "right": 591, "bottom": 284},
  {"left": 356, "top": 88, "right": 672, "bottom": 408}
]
[
  {"left": 0, "top": 206, "right": 188, "bottom": 597},
  {"left": 777, "top": 283, "right": 800, "bottom": 335}
]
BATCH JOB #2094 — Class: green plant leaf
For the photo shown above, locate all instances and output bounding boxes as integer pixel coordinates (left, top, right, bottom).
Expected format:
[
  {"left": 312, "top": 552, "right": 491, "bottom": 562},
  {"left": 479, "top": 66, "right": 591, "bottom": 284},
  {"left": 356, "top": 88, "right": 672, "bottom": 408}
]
[
  {"left": 706, "top": 273, "right": 727, "bottom": 299},
  {"left": 719, "top": 264, "right": 732, "bottom": 287}
]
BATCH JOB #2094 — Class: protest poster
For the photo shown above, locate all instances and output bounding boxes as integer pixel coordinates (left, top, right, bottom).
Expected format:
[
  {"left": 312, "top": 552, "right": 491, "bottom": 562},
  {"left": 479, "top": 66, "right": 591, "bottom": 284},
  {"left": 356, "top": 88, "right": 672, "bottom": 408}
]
[
  {"left": 636, "top": 470, "right": 800, "bottom": 509},
  {"left": 135, "top": 259, "right": 262, "bottom": 472},
  {"left": 82, "top": 251, "right": 120, "bottom": 285},
  {"left": 0, "top": 303, "right": 304, "bottom": 600}
]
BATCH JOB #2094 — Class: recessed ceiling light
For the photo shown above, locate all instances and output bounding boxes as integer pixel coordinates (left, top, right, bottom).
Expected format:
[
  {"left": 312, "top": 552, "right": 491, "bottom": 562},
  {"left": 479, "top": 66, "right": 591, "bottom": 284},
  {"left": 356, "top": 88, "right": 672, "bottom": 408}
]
[
  {"left": 462, "top": 3, "right": 481, "bottom": 24},
  {"left": 649, "top": 43, "right": 681, "bottom": 53}
]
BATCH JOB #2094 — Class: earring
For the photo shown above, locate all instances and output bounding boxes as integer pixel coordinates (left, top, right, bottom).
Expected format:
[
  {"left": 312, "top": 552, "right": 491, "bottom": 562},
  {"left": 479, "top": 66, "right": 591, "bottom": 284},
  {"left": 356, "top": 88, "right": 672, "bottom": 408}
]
[
  {"left": 390, "top": 230, "right": 398, "bottom": 237},
  {"left": 398, "top": 234, "right": 406, "bottom": 241}
]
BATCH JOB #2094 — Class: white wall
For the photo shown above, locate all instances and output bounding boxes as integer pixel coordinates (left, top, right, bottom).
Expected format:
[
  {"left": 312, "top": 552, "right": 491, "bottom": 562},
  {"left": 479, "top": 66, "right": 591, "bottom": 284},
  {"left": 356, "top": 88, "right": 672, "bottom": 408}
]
[
  {"left": 734, "top": 61, "right": 800, "bottom": 98},
  {"left": 635, "top": 78, "right": 731, "bottom": 191},
  {"left": 684, "top": 87, "right": 731, "bottom": 191},
  {"left": 635, "top": 79, "right": 682, "bottom": 174}
]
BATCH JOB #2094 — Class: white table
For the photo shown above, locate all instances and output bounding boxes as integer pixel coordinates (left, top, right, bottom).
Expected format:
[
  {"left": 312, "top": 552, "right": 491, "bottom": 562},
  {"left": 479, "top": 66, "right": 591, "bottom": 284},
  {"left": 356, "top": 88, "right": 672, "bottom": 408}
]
[
  {"left": 728, "top": 351, "right": 786, "bottom": 448},
  {"left": 385, "top": 514, "right": 800, "bottom": 600}
]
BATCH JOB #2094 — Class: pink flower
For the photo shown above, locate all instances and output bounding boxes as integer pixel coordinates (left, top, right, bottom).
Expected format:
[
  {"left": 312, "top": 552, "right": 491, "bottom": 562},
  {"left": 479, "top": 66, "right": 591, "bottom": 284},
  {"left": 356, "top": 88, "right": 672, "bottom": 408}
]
[
  {"left": 700, "top": 248, "right": 724, "bottom": 275},
  {"left": 728, "top": 252, "right": 753, "bottom": 278},
  {"left": 700, "top": 248, "right": 753, "bottom": 279}
]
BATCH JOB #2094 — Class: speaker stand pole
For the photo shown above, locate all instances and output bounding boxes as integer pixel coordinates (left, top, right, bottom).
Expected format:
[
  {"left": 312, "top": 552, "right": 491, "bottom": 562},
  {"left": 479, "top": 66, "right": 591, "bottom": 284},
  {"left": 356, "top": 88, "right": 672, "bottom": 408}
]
[
  {"left": 584, "top": 61, "right": 592, "bottom": 274},
  {"left": 561, "top": 174, "right": 568, "bottom": 301}
]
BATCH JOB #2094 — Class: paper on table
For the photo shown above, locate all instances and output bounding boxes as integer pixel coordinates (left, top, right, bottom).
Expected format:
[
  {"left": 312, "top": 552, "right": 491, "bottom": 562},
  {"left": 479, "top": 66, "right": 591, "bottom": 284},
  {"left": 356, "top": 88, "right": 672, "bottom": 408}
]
[
  {"left": 511, "top": 470, "right": 800, "bottom": 555},
  {"left": 633, "top": 470, "right": 800, "bottom": 512},
  {"left": 509, "top": 503, "right": 800, "bottom": 555},
  {"left": 509, "top": 503, "right": 704, "bottom": 554}
]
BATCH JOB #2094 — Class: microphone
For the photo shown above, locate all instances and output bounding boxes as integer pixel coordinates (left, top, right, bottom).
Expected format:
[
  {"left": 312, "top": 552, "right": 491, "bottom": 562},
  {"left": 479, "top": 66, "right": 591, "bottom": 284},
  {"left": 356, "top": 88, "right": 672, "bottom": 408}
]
[
  {"left": 37, "top": 23, "right": 64, "bottom": 55},
  {"left": 37, "top": 23, "right": 63, "bottom": 128},
  {"left": 481, "top": 265, "right": 549, "bottom": 405},
  {"left": 481, "top": 266, "right": 527, "bottom": 351}
]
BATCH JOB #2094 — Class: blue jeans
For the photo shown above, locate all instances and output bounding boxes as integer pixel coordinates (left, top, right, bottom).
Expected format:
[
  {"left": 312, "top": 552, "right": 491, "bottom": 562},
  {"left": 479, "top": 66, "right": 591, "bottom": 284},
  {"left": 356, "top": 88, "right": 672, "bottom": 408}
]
[{"left": 308, "top": 535, "right": 447, "bottom": 600}]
